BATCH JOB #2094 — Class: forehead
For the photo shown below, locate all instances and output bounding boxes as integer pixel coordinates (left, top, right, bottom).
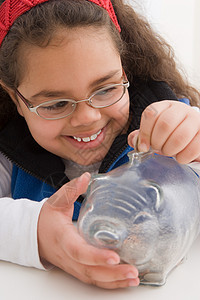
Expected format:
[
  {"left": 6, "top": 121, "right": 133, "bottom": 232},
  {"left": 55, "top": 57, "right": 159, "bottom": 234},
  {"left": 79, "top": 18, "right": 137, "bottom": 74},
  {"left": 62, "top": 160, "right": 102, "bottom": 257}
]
[{"left": 18, "top": 27, "right": 121, "bottom": 88}]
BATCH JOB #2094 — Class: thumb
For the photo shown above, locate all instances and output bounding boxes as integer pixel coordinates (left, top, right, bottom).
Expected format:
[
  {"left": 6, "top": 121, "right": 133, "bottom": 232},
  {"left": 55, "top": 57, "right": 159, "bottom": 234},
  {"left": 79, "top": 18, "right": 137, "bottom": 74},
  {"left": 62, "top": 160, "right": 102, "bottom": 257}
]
[
  {"left": 128, "top": 129, "right": 140, "bottom": 150},
  {"left": 47, "top": 172, "right": 91, "bottom": 209}
]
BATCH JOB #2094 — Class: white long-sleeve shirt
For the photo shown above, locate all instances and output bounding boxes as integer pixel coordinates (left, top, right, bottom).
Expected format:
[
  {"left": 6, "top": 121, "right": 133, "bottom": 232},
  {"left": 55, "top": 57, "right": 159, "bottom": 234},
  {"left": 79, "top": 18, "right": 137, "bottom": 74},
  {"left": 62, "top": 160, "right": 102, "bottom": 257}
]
[{"left": 0, "top": 152, "right": 46, "bottom": 269}]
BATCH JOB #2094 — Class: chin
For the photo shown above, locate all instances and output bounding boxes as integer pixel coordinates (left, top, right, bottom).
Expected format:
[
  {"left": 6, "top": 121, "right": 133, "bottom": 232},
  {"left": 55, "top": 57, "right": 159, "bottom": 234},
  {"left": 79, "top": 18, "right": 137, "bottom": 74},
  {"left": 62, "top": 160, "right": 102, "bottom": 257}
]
[{"left": 73, "top": 150, "right": 107, "bottom": 166}]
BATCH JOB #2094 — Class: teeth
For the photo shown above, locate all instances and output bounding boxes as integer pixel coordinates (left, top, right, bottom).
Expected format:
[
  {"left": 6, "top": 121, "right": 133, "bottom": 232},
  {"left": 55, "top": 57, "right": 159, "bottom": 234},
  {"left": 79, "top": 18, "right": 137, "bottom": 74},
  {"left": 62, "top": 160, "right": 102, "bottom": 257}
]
[
  {"left": 90, "top": 134, "right": 97, "bottom": 141},
  {"left": 82, "top": 137, "right": 90, "bottom": 142},
  {"left": 73, "top": 129, "right": 102, "bottom": 143}
]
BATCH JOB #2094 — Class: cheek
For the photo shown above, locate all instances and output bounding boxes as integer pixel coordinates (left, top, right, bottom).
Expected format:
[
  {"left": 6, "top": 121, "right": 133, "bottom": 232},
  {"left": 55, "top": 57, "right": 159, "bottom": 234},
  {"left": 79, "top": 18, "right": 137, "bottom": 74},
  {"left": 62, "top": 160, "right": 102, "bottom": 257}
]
[
  {"left": 109, "top": 94, "right": 130, "bottom": 125},
  {"left": 23, "top": 114, "right": 62, "bottom": 144}
]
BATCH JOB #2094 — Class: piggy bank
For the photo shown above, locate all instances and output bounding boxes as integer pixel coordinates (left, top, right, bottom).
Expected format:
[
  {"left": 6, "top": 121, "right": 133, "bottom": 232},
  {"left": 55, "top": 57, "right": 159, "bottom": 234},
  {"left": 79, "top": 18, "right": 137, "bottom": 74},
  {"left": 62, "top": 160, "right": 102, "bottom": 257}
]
[{"left": 77, "top": 150, "right": 200, "bottom": 285}]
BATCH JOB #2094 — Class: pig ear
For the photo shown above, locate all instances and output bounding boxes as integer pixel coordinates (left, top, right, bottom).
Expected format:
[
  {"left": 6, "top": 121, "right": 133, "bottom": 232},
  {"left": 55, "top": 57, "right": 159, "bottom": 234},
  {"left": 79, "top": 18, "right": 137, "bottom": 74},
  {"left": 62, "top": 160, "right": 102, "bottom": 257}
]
[
  {"left": 88, "top": 174, "right": 109, "bottom": 194},
  {"left": 143, "top": 181, "right": 164, "bottom": 212},
  {"left": 150, "top": 182, "right": 164, "bottom": 211},
  {"left": 91, "top": 173, "right": 107, "bottom": 182}
]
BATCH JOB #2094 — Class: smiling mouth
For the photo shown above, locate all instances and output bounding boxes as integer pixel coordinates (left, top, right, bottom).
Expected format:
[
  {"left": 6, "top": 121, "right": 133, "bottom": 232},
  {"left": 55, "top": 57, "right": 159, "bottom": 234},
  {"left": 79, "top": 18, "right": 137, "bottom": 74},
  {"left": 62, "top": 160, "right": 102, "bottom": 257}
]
[{"left": 72, "top": 129, "right": 102, "bottom": 143}]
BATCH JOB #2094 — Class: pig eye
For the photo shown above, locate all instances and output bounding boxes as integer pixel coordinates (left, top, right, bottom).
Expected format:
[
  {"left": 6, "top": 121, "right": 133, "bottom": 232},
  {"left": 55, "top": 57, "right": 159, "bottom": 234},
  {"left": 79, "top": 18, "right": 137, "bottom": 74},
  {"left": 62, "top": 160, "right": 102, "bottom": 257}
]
[{"left": 134, "top": 212, "right": 151, "bottom": 224}]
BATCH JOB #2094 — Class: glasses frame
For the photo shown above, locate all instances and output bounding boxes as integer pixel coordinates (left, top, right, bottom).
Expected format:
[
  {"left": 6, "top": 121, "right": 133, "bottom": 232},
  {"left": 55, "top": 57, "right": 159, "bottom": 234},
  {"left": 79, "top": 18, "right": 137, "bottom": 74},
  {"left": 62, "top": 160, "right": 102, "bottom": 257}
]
[{"left": 15, "top": 80, "right": 129, "bottom": 120}]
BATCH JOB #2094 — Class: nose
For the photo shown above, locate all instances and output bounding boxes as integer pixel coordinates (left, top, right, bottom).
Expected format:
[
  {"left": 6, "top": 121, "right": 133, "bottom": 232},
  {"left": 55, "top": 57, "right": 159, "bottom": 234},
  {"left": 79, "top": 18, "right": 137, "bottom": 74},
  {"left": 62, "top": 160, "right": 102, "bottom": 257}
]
[
  {"left": 94, "top": 230, "right": 120, "bottom": 247},
  {"left": 89, "top": 220, "right": 122, "bottom": 249},
  {"left": 69, "top": 102, "right": 101, "bottom": 127}
]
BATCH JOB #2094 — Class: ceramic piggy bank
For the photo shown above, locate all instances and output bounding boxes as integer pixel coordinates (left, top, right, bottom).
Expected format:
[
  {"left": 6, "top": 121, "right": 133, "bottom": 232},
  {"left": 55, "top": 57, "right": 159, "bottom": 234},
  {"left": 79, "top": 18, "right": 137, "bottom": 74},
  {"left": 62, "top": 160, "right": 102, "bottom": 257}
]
[{"left": 77, "top": 150, "right": 200, "bottom": 285}]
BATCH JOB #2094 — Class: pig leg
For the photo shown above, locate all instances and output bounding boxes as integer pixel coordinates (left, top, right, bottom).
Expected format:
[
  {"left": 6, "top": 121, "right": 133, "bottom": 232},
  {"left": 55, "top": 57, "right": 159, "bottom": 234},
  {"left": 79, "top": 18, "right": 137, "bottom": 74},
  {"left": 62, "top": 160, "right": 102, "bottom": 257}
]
[{"left": 140, "top": 272, "right": 167, "bottom": 286}]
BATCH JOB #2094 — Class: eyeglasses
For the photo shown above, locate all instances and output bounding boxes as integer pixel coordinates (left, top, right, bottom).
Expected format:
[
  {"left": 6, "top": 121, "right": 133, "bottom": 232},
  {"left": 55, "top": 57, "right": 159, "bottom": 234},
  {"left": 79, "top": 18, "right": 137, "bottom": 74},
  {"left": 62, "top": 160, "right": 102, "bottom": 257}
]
[{"left": 15, "top": 80, "right": 129, "bottom": 120}]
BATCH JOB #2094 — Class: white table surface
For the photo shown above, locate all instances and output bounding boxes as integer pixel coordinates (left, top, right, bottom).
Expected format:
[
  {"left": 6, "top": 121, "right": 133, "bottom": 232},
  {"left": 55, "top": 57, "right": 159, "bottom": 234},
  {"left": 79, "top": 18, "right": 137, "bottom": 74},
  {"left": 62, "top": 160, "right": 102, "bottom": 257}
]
[{"left": 1, "top": 236, "right": 200, "bottom": 300}]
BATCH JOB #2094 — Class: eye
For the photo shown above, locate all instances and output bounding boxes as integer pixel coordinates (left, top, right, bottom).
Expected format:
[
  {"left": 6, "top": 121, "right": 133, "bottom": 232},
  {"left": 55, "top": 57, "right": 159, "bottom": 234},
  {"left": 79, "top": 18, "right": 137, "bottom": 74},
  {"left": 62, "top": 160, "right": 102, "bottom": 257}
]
[
  {"left": 133, "top": 212, "right": 151, "bottom": 224},
  {"left": 40, "top": 100, "right": 69, "bottom": 111},
  {"left": 94, "top": 86, "right": 119, "bottom": 102},
  {"left": 96, "top": 87, "right": 117, "bottom": 96}
]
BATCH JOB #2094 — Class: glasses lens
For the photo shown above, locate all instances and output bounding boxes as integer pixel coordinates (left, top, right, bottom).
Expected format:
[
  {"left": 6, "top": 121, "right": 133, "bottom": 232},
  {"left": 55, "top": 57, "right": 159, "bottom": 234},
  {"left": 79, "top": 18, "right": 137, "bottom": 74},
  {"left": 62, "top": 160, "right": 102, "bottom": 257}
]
[
  {"left": 91, "top": 85, "right": 125, "bottom": 108},
  {"left": 37, "top": 100, "right": 75, "bottom": 119}
]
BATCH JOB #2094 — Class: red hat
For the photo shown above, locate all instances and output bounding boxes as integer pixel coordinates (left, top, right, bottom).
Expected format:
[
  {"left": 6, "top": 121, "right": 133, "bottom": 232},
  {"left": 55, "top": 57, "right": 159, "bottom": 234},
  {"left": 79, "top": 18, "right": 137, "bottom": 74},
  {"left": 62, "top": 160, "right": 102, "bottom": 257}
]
[{"left": 0, "top": 0, "right": 121, "bottom": 46}]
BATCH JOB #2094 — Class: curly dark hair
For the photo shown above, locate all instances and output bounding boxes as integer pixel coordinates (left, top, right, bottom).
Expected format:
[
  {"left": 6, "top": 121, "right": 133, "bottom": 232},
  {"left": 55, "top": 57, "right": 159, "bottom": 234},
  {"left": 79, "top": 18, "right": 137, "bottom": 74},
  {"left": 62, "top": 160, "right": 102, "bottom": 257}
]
[{"left": 0, "top": 0, "right": 199, "bottom": 128}]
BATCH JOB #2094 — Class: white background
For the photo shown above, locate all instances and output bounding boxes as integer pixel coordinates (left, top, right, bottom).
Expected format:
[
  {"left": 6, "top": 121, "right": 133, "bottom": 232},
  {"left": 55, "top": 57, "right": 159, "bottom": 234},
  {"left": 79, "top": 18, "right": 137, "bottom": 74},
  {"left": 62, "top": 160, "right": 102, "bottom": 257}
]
[
  {"left": 0, "top": 2, "right": 200, "bottom": 299},
  {"left": 129, "top": 0, "right": 200, "bottom": 89}
]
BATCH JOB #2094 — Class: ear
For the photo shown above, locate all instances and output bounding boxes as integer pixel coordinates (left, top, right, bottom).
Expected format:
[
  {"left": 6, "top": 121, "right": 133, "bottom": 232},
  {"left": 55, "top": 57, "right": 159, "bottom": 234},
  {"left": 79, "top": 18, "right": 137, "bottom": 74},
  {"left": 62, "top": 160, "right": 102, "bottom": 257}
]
[
  {"left": 142, "top": 180, "right": 164, "bottom": 212},
  {"left": 147, "top": 182, "right": 164, "bottom": 212},
  {"left": 0, "top": 81, "right": 24, "bottom": 117}
]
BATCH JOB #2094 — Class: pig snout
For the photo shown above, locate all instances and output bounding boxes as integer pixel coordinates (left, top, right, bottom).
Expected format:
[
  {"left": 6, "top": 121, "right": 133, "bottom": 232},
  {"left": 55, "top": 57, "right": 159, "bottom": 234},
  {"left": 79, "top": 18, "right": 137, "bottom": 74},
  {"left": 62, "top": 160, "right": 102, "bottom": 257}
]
[{"left": 88, "top": 220, "right": 126, "bottom": 249}]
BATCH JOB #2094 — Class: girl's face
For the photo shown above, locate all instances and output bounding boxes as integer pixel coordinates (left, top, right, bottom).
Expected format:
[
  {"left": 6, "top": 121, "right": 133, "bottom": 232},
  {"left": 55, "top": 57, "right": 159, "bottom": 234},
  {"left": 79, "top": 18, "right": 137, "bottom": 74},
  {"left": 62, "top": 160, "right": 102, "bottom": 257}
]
[{"left": 15, "top": 27, "right": 130, "bottom": 165}]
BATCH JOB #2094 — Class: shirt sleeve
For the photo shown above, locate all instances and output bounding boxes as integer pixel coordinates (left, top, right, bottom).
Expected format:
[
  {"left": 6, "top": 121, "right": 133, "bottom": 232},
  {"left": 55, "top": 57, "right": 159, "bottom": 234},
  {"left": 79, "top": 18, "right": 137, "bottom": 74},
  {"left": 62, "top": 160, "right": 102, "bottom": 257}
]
[{"left": 0, "top": 152, "right": 48, "bottom": 270}]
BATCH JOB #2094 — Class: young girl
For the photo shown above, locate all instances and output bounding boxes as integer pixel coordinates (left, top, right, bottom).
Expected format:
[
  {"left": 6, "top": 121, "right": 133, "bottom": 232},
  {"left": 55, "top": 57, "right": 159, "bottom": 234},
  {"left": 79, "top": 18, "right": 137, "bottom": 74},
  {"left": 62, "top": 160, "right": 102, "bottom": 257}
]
[{"left": 0, "top": 0, "right": 199, "bottom": 290}]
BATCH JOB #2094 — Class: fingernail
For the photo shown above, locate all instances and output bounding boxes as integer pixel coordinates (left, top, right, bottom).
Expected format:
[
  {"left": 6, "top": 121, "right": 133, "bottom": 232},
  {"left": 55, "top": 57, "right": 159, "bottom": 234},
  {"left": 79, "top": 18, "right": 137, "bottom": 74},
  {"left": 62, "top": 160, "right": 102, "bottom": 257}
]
[
  {"left": 77, "top": 172, "right": 90, "bottom": 183},
  {"left": 138, "top": 142, "right": 149, "bottom": 153},
  {"left": 83, "top": 172, "right": 91, "bottom": 179},
  {"left": 126, "top": 272, "right": 137, "bottom": 279},
  {"left": 132, "top": 136, "right": 138, "bottom": 150},
  {"left": 128, "top": 279, "right": 138, "bottom": 287},
  {"left": 132, "top": 133, "right": 139, "bottom": 150},
  {"left": 106, "top": 258, "right": 119, "bottom": 265}
]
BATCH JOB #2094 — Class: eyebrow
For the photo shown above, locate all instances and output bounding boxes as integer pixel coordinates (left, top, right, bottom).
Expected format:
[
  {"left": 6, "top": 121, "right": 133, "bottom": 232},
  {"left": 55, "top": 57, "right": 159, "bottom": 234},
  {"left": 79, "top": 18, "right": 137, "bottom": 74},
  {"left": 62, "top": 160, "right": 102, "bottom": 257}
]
[{"left": 29, "top": 69, "right": 122, "bottom": 101}]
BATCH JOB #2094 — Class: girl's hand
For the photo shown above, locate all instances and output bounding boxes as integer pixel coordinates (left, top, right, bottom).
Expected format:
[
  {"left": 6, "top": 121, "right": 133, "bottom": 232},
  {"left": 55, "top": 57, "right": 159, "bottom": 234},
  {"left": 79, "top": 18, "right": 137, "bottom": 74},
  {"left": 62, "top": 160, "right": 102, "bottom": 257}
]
[
  {"left": 128, "top": 100, "right": 200, "bottom": 164},
  {"left": 38, "top": 173, "right": 139, "bottom": 289}
]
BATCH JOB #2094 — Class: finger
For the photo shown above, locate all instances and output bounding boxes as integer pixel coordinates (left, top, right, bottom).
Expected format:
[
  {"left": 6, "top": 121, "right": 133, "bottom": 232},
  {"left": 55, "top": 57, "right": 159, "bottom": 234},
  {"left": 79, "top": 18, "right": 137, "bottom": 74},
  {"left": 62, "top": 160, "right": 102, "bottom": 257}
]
[
  {"left": 175, "top": 130, "right": 200, "bottom": 164},
  {"left": 64, "top": 261, "right": 139, "bottom": 288},
  {"left": 76, "top": 263, "right": 138, "bottom": 283},
  {"left": 161, "top": 115, "right": 200, "bottom": 156},
  {"left": 138, "top": 101, "right": 171, "bottom": 152},
  {"left": 47, "top": 172, "right": 91, "bottom": 208},
  {"left": 127, "top": 130, "right": 139, "bottom": 149},
  {"left": 150, "top": 104, "right": 188, "bottom": 151},
  {"left": 93, "top": 277, "right": 140, "bottom": 289},
  {"left": 77, "top": 273, "right": 140, "bottom": 289}
]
